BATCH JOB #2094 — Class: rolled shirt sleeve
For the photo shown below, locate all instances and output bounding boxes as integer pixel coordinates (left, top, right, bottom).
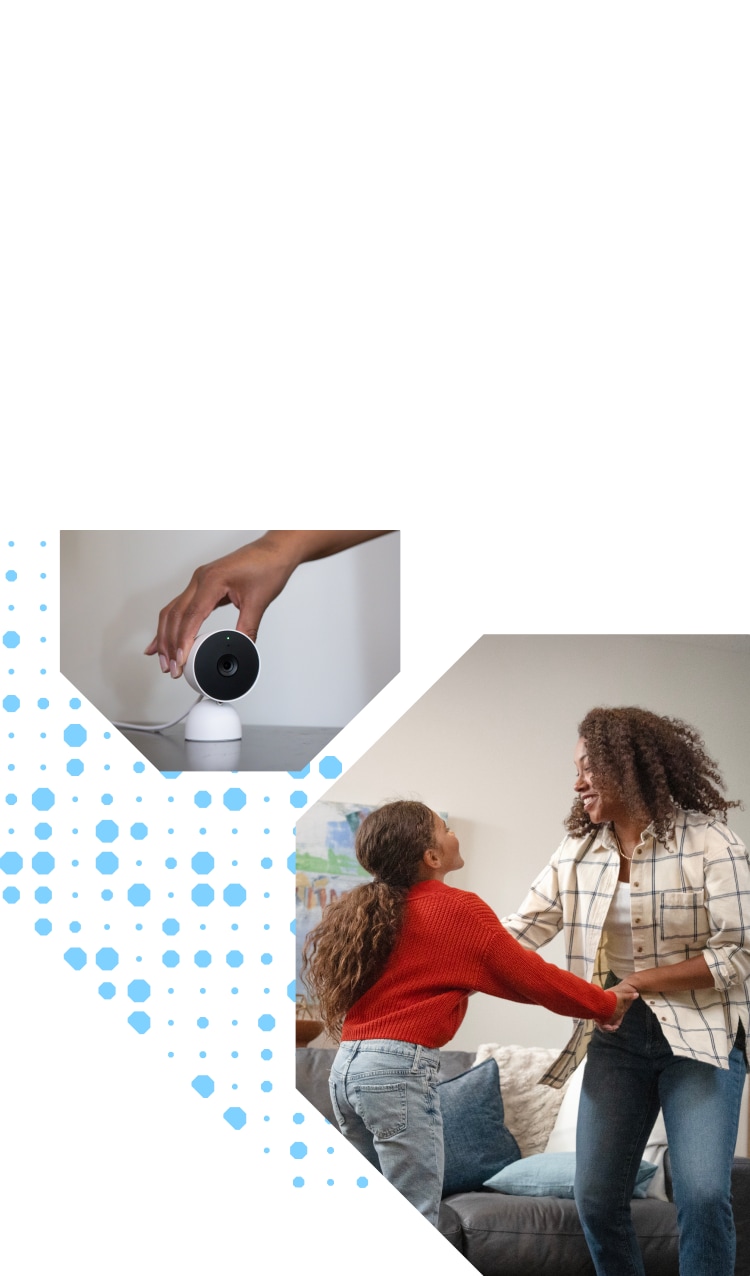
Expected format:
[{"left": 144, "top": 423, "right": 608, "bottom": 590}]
[{"left": 702, "top": 826, "right": 750, "bottom": 991}]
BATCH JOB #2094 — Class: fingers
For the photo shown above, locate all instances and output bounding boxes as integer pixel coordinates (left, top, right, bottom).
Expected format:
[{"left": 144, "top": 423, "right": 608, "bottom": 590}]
[
  {"left": 234, "top": 598, "right": 264, "bottom": 644},
  {"left": 146, "top": 569, "right": 229, "bottom": 678}
]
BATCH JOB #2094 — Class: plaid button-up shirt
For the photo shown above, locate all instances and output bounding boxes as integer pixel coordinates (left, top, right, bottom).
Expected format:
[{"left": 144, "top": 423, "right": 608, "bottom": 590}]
[{"left": 502, "top": 812, "right": 750, "bottom": 1088}]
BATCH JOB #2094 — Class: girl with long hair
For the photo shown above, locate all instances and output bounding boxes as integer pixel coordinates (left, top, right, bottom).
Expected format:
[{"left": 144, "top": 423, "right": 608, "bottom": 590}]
[
  {"left": 302, "top": 799, "right": 636, "bottom": 1226},
  {"left": 503, "top": 707, "right": 749, "bottom": 1276}
]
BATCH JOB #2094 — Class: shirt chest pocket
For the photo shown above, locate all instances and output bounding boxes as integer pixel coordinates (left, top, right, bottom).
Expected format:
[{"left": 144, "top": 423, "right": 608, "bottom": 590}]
[{"left": 658, "top": 888, "right": 711, "bottom": 953}]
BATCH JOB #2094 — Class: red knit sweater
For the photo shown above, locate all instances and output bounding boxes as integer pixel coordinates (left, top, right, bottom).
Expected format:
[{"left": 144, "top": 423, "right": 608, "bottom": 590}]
[{"left": 341, "top": 879, "right": 616, "bottom": 1047}]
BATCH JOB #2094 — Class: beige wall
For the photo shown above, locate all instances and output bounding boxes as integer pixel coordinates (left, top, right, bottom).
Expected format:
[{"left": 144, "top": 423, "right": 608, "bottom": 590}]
[{"left": 310, "top": 634, "right": 750, "bottom": 1068}]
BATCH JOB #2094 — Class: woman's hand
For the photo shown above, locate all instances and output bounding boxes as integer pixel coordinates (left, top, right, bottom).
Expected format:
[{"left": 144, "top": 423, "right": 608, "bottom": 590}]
[
  {"left": 144, "top": 537, "right": 298, "bottom": 677},
  {"left": 595, "top": 981, "right": 640, "bottom": 1032},
  {"left": 144, "top": 530, "right": 391, "bottom": 678}
]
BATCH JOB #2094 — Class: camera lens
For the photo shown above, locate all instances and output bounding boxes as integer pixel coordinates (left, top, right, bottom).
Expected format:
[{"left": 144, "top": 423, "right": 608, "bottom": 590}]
[{"left": 193, "top": 631, "right": 260, "bottom": 700}]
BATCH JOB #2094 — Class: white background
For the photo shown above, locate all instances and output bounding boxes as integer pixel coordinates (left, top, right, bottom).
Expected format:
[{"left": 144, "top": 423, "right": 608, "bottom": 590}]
[{"left": 2, "top": 3, "right": 750, "bottom": 1273}]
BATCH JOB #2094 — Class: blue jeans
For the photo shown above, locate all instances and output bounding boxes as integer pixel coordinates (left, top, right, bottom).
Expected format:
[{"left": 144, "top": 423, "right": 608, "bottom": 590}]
[
  {"left": 575, "top": 993, "right": 747, "bottom": 1276},
  {"left": 329, "top": 1039, "right": 444, "bottom": 1225}
]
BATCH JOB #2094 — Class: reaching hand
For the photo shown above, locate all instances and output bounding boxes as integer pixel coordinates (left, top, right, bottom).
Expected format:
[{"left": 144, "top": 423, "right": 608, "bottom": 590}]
[
  {"left": 595, "top": 981, "right": 639, "bottom": 1032},
  {"left": 144, "top": 538, "right": 298, "bottom": 678},
  {"left": 144, "top": 530, "right": 391, "bottom": 678}
]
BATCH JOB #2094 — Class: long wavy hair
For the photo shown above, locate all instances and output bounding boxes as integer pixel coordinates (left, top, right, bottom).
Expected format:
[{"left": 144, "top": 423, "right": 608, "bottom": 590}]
[
  {"left": 566, "top": 706, "right": 742, "bottom": 842},
  {"left": 301, "top": 800, "right": 437, "bottom": 1039}
]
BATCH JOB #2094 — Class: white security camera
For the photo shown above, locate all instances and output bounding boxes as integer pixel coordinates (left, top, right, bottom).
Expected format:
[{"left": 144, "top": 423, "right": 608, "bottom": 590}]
[{"left": 182, "top": 630, "right": 260, "bottom": 742}]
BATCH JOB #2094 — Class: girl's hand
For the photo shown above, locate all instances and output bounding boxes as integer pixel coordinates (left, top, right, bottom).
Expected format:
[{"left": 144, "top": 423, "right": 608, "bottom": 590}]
[{"left": 595, "top": 981, "right": 639, "bottom": 1032}]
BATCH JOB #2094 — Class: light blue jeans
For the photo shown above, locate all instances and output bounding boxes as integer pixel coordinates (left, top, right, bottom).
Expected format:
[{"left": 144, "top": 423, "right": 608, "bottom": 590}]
[
  {"left": 329, "top": 1039, "right": 444, "bottom": 1225},
  {"left": 575, "top": 991, "right": 747, "bottom": 1276}
]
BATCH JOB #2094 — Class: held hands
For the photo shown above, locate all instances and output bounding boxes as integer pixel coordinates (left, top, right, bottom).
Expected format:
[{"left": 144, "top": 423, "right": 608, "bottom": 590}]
[
  {"left": 595, "top": 980, "right": 640, "bottom": 1033},
  {"left": 144, "top": 537, "right": 298, "bottom": 679}
]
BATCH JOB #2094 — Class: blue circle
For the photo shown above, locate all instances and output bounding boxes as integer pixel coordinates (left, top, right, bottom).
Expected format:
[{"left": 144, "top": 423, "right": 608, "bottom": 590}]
[
  {"left": 191, "top": 851, "right": 214, "bottom": 875},
  {"left": 191, "top": 884, "right": 214, "bottom": 907},
  {"left": 223, "top": 787, "right": 247, "bottom": 811},
  {"left": 32, "top": 788, "right": 55, "bottom": 811}
]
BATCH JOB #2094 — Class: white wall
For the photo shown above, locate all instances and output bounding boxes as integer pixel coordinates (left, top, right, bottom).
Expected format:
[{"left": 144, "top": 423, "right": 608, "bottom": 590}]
[
  {"left": 313, "top": 634, "right": 750, "bottom": 1061},
  {"left": 59, "top": 530, "right": 399, "bottom": 728}
]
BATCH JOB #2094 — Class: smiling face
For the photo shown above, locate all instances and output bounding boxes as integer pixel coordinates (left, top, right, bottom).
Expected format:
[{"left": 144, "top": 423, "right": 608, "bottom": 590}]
[{"left": 573, "top": 737, "right": 623, "bottom": 825}]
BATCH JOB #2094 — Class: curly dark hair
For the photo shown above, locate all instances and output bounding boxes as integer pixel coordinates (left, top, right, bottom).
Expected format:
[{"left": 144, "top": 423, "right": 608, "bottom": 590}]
[
  {"left": 566, "top": 706, "right": 742, "bottom": 842},
  {"left": 301, "top": 800, "right": 437, "bottom": 1039}
]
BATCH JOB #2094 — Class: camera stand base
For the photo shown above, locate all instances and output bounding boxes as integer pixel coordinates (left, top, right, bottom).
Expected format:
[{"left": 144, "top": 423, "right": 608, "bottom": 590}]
[{"left": 184, "top": 699, "right": 242, "bottom": 742}]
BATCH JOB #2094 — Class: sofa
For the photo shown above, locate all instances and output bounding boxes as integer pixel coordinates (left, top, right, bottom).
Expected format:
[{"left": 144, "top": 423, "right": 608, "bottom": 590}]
[{"left": 296, "top": 1045, "right": 750, "bottom": 1276}]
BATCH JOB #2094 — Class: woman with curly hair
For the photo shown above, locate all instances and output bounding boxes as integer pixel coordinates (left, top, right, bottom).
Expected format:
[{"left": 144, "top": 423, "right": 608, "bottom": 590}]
[
  {"left": 503, "top": 706, "right": 750, "bottom": 1276},
  {"left": 302, "top": 799, "right": 636, "bottom": 1226}
]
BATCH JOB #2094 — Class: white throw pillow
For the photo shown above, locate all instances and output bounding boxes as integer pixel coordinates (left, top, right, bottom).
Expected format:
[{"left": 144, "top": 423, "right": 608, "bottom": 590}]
[
  {"left": 474, "top": 1044, "right": 572, "bottom": 1158},
  {"left": 544, "top": 1058, "right": 669, "bottom": 1201}
]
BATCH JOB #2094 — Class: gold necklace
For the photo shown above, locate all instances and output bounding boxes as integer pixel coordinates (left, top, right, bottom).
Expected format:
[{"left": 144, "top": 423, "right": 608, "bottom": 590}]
[{"left": 612, "top": 826, "right": 636, "bottom": 861}]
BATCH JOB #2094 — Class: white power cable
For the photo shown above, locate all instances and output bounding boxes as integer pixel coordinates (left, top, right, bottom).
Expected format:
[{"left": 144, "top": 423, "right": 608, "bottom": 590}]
[{"left": 112, "top": 696, "right": 203, "bottom": 734}]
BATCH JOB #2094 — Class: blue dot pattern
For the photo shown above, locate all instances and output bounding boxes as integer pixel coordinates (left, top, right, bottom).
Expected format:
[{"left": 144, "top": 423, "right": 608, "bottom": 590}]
[{"left": 0, "top": 534, "right": 376, "bottom": 1199}]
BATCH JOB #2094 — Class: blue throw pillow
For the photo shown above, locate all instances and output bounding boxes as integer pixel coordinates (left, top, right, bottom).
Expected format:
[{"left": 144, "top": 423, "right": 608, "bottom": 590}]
[
  {"left": 438, "top": 1057, "right": 521, "bottom": 1197},
  {"left": 483, "top": 1151, "right": 658, "bottom": 1198}
]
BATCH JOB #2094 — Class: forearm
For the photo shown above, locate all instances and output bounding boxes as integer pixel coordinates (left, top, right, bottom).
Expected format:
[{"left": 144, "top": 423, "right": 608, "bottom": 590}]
[
  {"left": 481, "top": 929, "right": 616, "bottom": 1021},
  {"left": 627, "top": 954, "right": 715, "bottom": 995},
  {"left": 259, "top": 530, "right": 392, "bottom": 570}
]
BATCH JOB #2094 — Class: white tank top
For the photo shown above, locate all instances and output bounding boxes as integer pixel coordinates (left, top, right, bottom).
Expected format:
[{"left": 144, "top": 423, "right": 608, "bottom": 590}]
[{"left": 601, "top": 880, "right": 635, "bottom": 977}]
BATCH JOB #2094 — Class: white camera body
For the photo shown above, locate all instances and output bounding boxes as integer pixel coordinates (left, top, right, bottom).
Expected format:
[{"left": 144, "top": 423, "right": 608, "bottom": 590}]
[{"left": 182, "top": 630, "right": 260, "bottom": 741}]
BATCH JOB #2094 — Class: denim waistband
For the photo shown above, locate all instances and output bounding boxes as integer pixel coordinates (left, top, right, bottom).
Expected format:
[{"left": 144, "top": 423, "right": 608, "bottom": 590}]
[{"left": 336, "top": 1039, "right": 441, "bottom": 1070}]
